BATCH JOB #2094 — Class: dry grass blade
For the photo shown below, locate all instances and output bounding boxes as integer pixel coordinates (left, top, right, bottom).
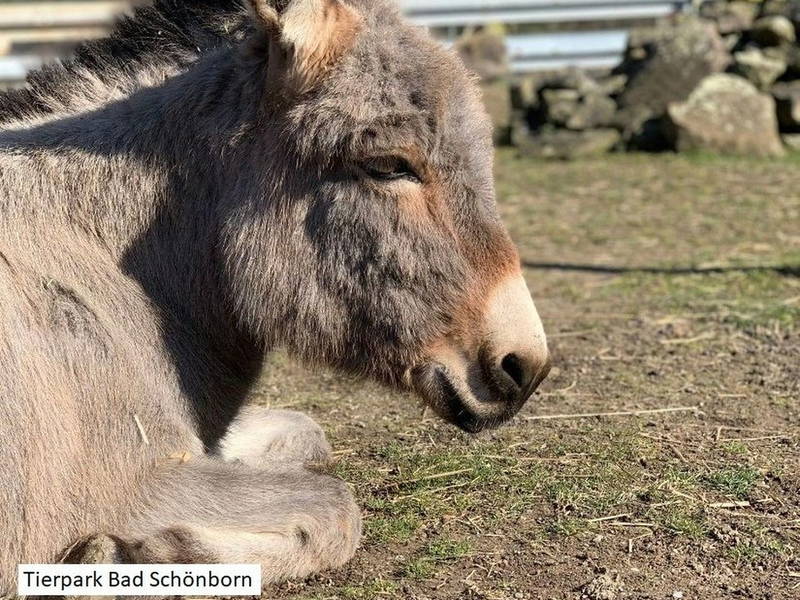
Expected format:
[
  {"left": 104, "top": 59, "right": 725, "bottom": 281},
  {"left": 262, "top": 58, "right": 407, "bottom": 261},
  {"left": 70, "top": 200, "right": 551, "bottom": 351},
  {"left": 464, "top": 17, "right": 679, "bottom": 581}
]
[
  {"left": 526, "top": 406, "right": 701, "bottom": 421},
  {"left": 133, "top": 414, "right": 149, "bottom": 446},
  {"left": 660, "top": 332, "right": 715, "bottom": 345},
  {"left": 588, "top": 513, "right": 630, "bottom": 523},
  {"left": 709, "top": 501, "right": 751, "bottom": 509}
]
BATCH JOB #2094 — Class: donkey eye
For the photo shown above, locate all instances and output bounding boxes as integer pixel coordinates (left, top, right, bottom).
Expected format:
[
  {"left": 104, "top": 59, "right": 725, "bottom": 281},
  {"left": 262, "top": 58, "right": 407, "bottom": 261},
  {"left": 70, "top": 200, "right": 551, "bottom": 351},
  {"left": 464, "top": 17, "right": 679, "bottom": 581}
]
[{"left": 361, "top": 156, "right": 420, "bottom": 183}]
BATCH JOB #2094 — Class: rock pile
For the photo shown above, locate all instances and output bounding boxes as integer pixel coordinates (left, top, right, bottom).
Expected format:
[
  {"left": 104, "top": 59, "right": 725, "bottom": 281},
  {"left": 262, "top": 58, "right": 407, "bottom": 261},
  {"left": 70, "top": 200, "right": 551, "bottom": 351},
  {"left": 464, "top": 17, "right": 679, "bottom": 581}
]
[{"left": 461, "top": 1, "right": 800, "bottom": 158}]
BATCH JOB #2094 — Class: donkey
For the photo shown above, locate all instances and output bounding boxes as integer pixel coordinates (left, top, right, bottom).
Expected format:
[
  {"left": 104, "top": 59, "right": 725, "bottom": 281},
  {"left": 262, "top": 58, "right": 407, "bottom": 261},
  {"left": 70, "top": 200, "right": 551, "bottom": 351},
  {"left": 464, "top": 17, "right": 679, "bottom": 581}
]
[{"left": 0, "top": 0, "right": 550, "bottom": 591}]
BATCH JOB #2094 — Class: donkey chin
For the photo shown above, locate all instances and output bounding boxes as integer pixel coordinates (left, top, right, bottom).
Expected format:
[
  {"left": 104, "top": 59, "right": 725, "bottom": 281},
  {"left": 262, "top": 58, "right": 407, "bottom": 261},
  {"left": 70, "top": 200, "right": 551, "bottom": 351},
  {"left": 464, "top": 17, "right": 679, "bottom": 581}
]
[{"left": 411, "top": 275, "right": 551, "bottom": 433}]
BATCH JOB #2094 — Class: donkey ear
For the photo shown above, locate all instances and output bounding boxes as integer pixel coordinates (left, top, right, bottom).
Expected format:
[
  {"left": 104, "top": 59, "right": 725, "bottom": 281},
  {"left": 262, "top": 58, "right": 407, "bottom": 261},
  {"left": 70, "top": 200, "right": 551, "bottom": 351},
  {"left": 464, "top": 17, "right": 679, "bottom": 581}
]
[{"left": 249, "top": 0, "right": 362, "bottom": 93}]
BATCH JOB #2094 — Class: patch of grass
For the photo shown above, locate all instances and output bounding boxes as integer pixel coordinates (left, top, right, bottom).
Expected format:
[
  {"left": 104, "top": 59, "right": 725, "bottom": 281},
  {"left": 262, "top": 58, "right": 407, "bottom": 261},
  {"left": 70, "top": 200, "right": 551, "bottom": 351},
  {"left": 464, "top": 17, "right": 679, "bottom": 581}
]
[
  {"left": 365, "top": 514, "right": 420, "bottom": 543},
  {"left": 728, "top": 537, "right": 791, "bottom": 566},
  {"left": 426, "top": 539, "right": 472, "bottom": 560},
  {"left": 400, "top": 557, "right": 436, "bottom": 580},
  {"left": 721, "top": 441, "right": 749, "bottom": 456},
  {"left": 661, "top": 509, "right": 709, "bottom": 539},
  {"left": 662, "top": 466, "right": 703, "bottom": 490},
  {"left": 705, "top": 467, "right": 761, "bottom": 499},
  {"left": 547, "top": 517, "right": 588, "bottom": 537},
  {"left": 338, "top": 579, "right": 399, "bottom": 600},
  {"left": 600, "top": 269, "right": 800, "bottom": 331},
  {"left": 355, "top": 440, "right": 553, "bottom": 541},
  {"left": 399, "top": 539, "right": 473, "bottom": 581}
]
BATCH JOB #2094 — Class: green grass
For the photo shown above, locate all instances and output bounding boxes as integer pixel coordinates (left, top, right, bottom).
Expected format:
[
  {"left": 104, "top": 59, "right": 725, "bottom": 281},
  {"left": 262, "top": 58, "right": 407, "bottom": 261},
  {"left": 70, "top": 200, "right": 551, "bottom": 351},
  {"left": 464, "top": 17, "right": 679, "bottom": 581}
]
[
  {"left": 599, "top": 269, "right": 800, "bottom": 331},
  {"left": 705, "top": 467, "right": 762, "bottom": 499},
  {"left": 399, "top": 540, "right": 473, "bottom": 581},
  {"left": 333, "top": 428, "right": 779, "bottom": 555},
  {"left": 661, "top": 509, "right": 710, "bottom": 539},
  {"left": 727, "top": 528, "right": 793, "bottom": 566},
  {"left": 338, "top": 580, "right": 399, "bottom": 600}
]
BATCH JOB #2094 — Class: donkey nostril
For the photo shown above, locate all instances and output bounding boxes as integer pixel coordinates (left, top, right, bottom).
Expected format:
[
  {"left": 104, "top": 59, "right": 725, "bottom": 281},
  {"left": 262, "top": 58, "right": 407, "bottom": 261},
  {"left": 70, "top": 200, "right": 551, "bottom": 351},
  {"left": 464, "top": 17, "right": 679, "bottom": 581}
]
[{"left": 500, "top": 353, "right": 526, "bottom": 389}]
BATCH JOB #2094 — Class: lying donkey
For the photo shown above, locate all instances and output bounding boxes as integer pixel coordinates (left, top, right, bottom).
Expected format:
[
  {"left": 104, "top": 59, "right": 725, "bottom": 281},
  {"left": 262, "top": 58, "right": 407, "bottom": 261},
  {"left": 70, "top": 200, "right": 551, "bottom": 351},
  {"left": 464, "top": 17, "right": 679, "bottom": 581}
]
[{"left": 0, "top": 0, "right": 550, "bottom": 590}]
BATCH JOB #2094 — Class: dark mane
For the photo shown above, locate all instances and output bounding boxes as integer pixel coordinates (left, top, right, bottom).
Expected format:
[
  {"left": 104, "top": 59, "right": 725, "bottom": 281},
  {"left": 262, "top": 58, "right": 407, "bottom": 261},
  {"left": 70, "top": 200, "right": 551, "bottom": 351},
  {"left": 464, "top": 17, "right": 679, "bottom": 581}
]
[{"left": 0, "top": 0, "right": 247, "bottom": 124}]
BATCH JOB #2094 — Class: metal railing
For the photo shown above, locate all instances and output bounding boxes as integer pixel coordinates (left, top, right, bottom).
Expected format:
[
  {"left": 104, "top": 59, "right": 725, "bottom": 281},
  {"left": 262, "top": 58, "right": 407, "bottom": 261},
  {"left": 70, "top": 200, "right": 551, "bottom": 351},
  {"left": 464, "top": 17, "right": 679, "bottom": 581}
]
[
  {"left": 0, "top": 0, "right": 691, "bottom": 85},
  {"left": 402, "top": 0, "right": 687, "bottom": 26}
]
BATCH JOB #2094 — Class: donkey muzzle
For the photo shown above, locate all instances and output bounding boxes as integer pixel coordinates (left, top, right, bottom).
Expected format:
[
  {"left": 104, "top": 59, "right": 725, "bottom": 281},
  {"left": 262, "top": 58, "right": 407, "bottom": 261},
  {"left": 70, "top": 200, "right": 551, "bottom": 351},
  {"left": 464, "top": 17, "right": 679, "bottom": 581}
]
[{"left": 414, "top": 274, "right": 550, "bottom": 433}]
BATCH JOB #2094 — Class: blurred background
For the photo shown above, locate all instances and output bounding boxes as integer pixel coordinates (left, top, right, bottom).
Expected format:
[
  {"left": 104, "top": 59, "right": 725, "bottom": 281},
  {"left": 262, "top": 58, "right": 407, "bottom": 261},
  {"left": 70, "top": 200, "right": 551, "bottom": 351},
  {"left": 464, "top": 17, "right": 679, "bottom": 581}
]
[{"left": 1, "top": 2, "right": 797, "bottom": 598}]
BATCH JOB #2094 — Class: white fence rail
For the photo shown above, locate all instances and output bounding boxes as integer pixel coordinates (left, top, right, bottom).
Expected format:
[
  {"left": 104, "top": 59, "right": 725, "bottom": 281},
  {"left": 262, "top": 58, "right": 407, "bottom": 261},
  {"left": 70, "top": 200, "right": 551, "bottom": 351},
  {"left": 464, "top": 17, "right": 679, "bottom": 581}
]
[
  {"left": 402, "top": 0, "right": 687, "bottom": 26},
  {"left": 0, "top": 0, "right": 691, "bottom": 85}
]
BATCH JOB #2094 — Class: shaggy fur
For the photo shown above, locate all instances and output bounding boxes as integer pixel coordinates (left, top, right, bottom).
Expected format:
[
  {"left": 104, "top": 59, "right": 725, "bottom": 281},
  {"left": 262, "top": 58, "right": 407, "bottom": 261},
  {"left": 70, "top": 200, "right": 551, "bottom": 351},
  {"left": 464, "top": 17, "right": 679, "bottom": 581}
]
[
  {"left": 0, "top": 0, "right": 247, "bottom": 124},
  {"left": 0, "top": 0, "right": 549, "bottom": 590}
]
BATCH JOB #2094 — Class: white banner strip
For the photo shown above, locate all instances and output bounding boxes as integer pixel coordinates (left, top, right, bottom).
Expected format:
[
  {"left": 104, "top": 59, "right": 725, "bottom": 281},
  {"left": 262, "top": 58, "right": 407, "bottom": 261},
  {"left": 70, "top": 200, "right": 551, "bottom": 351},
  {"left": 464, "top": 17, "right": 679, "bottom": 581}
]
[{"left": 18, "top": 564, "right": 261, "bottom": 596}]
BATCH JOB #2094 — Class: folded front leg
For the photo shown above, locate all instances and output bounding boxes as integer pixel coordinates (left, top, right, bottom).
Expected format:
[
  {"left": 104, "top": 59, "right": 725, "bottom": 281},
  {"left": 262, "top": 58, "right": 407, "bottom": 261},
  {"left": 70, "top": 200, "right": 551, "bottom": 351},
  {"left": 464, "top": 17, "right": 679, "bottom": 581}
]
[
  {"left": 216, "top": 406, "right": 333, "bottom": 468},
  {"left": 109, "top": 458, "right": 362, "bottom": 585}
]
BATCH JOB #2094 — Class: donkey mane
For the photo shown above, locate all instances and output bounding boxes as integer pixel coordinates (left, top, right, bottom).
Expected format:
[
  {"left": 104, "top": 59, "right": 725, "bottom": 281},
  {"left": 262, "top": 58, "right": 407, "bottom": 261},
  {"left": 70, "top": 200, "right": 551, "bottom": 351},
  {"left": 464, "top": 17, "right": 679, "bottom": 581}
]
[{"left": 0, "top": 0, "right": 244, "bottom": 125}]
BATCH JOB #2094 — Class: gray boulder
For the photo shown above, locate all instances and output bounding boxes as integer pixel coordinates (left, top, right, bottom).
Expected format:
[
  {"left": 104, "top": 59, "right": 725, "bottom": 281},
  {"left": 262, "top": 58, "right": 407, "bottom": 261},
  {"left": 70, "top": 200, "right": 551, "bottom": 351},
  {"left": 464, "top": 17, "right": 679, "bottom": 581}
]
[
  {"left": 734, "top": 47, "right": 786, "bottom": 90},
  {"left": 541, "top": 88, "right": 581, "bottom": 126},
  {"left": 782, "top": 133, "right": 800, "bottom": 151},
  {"left": 516, "top": 127, "right": 621, "bottom": 160},
  {"left": 751, "top": 15, "right": 796, "bottom": 46},
  {"left": 596, "top": 74, "right": 628, "bottom": 96},
  {"left": 510, "top": 75, "right": 547, "bottom": 112},
  {"left": 611, "top": 105, "right": 669, "bottom": 151},
  {"left": 665, "top": 74, "right": 784, "bottom": 156},
  {"left": 456, "top": 28, "right": 508, "bottom": 81},
  {"left": 543, "top": 68, "right": 602, "bottom": 96},
  {"left": 764, "top": 42, "right": 800, "bottom": 79},
  {"left": 617, "top": 17, "right": 730, "bottom": 142},
  {"left": 565, "top": 93, "right": 617, "bottom": 130},
  {"left": 773, "top": 81, "right": 800, "bottom": 130},
  {"left": 702, "top": 1, "right": 758, "bottom": 34}
]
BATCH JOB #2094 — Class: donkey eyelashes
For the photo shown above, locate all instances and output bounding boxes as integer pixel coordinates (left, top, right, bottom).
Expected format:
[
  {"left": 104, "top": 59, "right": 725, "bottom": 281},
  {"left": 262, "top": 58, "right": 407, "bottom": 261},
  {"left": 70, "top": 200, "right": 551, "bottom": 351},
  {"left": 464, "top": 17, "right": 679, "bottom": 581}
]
[{"left": 359, "top": 156, "right": 421, "bottom": 184}]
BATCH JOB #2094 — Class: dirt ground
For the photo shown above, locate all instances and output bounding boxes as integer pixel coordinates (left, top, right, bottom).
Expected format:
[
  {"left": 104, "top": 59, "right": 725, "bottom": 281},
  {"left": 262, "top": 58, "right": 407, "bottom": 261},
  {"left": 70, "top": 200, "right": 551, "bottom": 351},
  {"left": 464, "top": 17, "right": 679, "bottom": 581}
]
[{"left": 253, "top": 151, "right": 799, "bottom": 600}]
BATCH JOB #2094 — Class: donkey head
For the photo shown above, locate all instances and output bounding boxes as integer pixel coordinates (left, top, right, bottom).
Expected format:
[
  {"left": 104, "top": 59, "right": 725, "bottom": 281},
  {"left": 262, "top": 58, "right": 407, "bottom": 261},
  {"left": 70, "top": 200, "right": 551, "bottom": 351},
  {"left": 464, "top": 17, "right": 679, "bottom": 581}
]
[{"left": 222, "top": 0, "right": 550, "bottom": 432}]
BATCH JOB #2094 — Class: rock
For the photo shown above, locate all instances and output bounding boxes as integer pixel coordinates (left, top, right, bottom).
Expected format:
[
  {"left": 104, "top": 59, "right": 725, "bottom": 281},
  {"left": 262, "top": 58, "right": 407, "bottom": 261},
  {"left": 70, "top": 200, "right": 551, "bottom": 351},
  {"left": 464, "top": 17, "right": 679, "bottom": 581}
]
[
  {"left": 758, "top": 0, "right": 796, "bottom": 19},
  {"left": 782, "top": 133, "right": 800, "bottom": 150},
  {"left": 455, "top": 27, "right": 508, "bottom": 81},
  {"left": 665, "top": 74, "right": 784, "bottom": 157},
  {"left": 751, "top": 15, "right": 796, "bottom": 46},
  {"left": 510, "top": 75, "right": 545, "bottom": 112},
  {"left": 702, "top": 1, "right": 758, "bottom": 34},
  {"left": 565, "top": 93, "right": 617, "bottom": 130},
  {"left": 722, "top": 33, "right": 741, "bottom": 52},
  {"left": 773, "top": 81, "right": 800, "bottom": 130},
  {"left": 734, "top": 47, "right": 786, "bottom": 90},
  {"left": 596, "top": 74, "right": 628, "bottom": 96},
  {"left": 617, "top": 17, "right": 730, "bottom": 139},
  {"left": 543, "top": 67, "right": 601, "bottom": 96},
  {"left": 765, "top": 42, "right": 800, "bottom": 79},
  {"left": 516, "top": 127, "right": 620, "bottom": 160},
  {"left": 582, "top": 573, "right": 619, "bottom": 600},
  {"left": 541, "top": 88, "right": 581, "bottom": 126},
  {"left": 480, "top": 79, "right": 513, "bottom": 144}
]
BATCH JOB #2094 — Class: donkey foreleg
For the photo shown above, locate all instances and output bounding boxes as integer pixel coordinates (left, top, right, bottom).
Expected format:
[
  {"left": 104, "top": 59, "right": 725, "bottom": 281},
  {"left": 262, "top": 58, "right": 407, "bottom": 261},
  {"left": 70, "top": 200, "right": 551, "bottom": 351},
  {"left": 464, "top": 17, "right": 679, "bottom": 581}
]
[
  {"left": 216, "top": 406, "right": 333, "bottom": 468},
  {"left": 107, "top": 459, "right": 361, "bottom": 585}
]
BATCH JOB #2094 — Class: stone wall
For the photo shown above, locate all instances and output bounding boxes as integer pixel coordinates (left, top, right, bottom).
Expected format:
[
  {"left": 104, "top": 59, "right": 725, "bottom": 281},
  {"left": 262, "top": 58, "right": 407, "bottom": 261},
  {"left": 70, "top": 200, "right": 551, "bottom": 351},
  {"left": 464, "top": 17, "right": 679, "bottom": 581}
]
[{"left": 459, "top": 1, "right": 800, "bottom": 158}]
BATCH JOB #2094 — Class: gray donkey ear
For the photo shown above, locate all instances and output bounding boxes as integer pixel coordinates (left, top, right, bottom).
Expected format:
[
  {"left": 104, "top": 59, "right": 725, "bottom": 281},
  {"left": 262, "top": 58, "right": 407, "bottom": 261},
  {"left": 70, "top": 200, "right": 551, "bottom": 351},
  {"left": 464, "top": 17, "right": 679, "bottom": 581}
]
[{"left": 248, "top": 0, "right": 363, "bottom": 93}]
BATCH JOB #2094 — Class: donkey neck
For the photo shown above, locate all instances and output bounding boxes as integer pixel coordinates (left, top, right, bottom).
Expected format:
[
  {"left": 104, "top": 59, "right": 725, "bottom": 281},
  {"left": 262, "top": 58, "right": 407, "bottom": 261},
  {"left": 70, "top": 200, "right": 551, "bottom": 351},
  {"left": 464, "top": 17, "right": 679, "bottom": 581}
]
[
  {"left": 0, "top": 48, "right": 256, "bottom": 315},
  {"left": 0, "top": 48, "right": 268, "bottom": 446}
]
